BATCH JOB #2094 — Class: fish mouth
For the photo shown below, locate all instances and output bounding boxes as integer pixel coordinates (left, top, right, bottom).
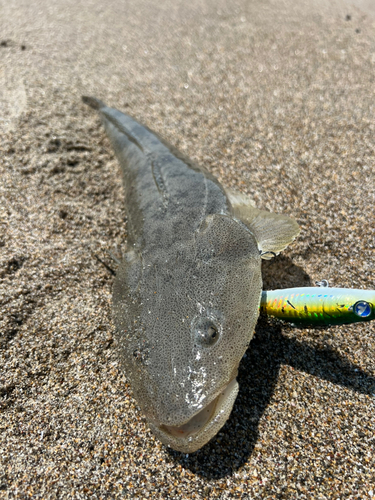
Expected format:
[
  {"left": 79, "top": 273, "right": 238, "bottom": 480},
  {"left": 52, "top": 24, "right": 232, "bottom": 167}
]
[{"left": 149, "top": 378, "right": 239, "bottom": 453}]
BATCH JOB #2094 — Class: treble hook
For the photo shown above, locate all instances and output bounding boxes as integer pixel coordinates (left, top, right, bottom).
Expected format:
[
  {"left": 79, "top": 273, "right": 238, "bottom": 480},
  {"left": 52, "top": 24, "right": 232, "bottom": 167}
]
[{"left": 315, "top": 279, "right": 329, "bottom": 288}]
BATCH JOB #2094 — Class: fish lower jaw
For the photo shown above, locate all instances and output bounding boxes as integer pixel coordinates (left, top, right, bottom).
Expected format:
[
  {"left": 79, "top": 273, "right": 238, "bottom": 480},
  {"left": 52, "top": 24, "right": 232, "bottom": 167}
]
[{"left": 149, "top": 378, "right": 239, "bottom": 454}]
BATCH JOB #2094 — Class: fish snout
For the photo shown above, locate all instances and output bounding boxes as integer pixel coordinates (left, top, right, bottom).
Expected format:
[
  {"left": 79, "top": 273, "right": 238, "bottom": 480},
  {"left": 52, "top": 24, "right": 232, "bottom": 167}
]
[{"left": 147, "top": 377, "right": 239, "bottom": 453}]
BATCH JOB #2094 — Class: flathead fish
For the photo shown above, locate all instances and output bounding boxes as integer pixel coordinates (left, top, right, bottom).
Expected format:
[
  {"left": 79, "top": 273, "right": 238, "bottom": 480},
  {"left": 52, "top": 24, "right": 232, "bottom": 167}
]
[{"left": 83, "top": 96, "right": 300, "bottom": 453}]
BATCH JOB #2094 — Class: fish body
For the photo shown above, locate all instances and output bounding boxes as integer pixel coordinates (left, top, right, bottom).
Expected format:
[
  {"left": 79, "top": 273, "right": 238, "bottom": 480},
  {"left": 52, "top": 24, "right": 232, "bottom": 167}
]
[
  {"left": 261, "top": 287, "right": 375, "bottom": 326},
  {"left": 83, "top": 96, "right": 299, "bottom": 453}
]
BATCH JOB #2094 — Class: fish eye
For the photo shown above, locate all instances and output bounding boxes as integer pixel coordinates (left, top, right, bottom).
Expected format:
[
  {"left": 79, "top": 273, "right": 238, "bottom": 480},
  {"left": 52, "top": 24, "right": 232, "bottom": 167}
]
[
  {"left": 192, "top": 317, "right": 220, "bottom": 347},
  {"left": 353, "top": 301, "right": 372, "bottom": 318}
]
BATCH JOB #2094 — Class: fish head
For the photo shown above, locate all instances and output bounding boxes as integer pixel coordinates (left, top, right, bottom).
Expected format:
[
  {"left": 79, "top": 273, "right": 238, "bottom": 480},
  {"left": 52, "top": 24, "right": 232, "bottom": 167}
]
[{"left": 115, "top": 214, "right": 262, "bottom": 453}]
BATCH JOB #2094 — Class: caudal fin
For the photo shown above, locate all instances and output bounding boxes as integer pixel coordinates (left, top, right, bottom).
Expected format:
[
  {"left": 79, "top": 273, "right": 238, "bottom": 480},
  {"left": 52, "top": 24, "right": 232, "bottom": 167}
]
[{"left": 82, "top": 95, "right": 106, "bottom": 110}]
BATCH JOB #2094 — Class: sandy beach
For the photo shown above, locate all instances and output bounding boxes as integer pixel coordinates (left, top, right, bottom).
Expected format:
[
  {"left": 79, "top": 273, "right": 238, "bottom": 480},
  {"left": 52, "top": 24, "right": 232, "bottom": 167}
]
[{"left": 1, "top": 0, "right": 375, "bottom": 497}]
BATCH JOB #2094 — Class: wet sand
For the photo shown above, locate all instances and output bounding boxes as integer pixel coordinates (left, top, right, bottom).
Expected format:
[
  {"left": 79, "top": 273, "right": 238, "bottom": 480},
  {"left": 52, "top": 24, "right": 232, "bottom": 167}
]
[{"left": 1, "top": 0, "right": 374, "bottom": 497}]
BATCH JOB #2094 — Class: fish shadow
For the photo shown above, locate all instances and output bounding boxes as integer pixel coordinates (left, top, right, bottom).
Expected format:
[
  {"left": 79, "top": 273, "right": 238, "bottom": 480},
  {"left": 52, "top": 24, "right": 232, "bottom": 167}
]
[{"left": 166, "top": 257, "right": 375, "bottom": 479}]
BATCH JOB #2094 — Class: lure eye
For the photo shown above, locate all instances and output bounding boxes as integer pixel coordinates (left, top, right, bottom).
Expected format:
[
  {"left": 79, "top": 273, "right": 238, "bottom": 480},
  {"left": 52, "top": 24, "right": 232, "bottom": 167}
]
[
  {"left": 353, "top": 301, "right": 372, "bottom": 318},
  {"left": 192, "top": 317, "right": 220, "bottom": 347}
]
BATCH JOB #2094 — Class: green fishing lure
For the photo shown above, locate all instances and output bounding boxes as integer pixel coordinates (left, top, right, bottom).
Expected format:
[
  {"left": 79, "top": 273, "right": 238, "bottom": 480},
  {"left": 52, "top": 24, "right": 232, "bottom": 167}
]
[{"left": 261, "top": 284, "right": 375, "bottom": 326}]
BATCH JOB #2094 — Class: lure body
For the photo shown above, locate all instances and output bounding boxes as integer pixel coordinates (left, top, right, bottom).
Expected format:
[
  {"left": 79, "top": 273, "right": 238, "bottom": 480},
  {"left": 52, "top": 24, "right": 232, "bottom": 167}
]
[{"left": 261, "top": 287, "right": 375, "bottom": 326}]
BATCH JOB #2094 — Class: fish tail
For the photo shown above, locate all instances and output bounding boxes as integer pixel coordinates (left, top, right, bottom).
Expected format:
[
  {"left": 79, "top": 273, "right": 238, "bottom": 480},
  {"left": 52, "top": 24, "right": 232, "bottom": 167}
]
[{"left": 82, "top": 95, "right": 106, "bottom": 110}]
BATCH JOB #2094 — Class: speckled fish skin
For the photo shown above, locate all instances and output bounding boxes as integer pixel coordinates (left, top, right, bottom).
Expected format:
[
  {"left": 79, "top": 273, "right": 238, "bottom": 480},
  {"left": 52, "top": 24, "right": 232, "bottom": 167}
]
[{"left": 82, "top": 96, "right": 299, "bottom": 453}]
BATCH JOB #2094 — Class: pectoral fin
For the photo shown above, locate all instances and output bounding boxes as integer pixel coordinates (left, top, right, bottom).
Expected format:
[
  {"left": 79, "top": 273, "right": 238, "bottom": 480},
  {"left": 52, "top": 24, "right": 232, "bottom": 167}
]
[{"left": 226, "top": 189, "right": 300, "bottom": 259}]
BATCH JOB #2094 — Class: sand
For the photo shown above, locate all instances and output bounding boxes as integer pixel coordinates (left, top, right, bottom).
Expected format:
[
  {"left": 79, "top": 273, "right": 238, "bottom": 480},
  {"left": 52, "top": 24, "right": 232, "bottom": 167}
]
[{"left": 1, "top": 0, "right": 374, "bottom": 498}]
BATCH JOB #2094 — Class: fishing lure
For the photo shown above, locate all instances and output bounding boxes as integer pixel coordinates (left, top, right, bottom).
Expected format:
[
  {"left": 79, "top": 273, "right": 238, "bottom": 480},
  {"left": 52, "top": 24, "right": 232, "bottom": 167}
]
[{"left": 260, "top": 283, "right": 375, "bottom": 326}]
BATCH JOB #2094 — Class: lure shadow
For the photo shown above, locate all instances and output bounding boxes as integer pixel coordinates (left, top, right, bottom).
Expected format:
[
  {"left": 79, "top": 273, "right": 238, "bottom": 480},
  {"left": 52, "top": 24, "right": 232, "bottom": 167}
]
[{"left": 166, "top": 257, "right": 375, "bottom": 479}]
